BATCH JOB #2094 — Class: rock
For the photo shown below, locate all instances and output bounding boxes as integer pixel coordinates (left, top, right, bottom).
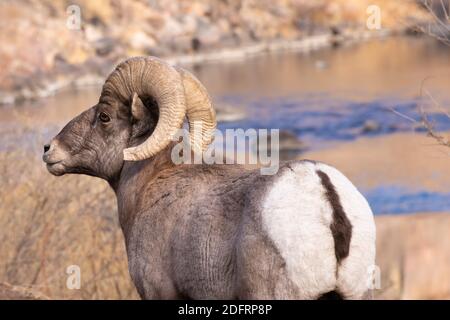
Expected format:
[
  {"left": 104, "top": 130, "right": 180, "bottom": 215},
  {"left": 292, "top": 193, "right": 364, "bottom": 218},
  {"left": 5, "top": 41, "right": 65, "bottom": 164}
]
[
  {"left": 217, "top": 18, "right": 231, "bottom": 34},
  {"left": 145, "top": 45, "right": 172, "bottom": 58},
  {"left": 94, "top": 37, "right": 116, "bottom": 56},
  {"left": 215, "top": 102, "right": 247, "bottom": 122},
  {"left": 252, "top": 130, "right": 308, "bottom": 161},
  {"left": 279, "top": 130, "right": 308, "bottom": 150},
  {"left": 159, "top": 16, "right": 184, "bottom": 39},
  {"left": 362, "top": 120, "right": 381, "bottom": 134},
  {"left": 129, "top": 31, "right": 156, "bottom": 52},
  {"left": 278, "top": 130, "right": 308, "bottom": 160},
  {"left": 84, "top": 25, "right": 104, "bottom": 43},
  {"left": 59, "top": 43, "right": 91, "bottom": 66},
  {"left": 185, "top": 1, "right": 210, "bottom": 17},
  {"left": 0, "top": 93, "right": 16, "bottom": 105},
  {"left": 179, "top": 15, "right": 198, "bottom": 35},
  {"left": 194, "top": 24, "right": 222, "bottom": 49},
  {"left": 279, "top": 23, "right": 299, "bottom": 39}
]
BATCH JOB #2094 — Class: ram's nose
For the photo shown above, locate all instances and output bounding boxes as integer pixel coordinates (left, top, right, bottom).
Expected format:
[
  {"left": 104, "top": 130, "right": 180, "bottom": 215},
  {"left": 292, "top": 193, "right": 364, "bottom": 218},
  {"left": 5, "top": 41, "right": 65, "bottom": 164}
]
[{"left": 42, "top": 141, "right": 57, "bottom": 163}]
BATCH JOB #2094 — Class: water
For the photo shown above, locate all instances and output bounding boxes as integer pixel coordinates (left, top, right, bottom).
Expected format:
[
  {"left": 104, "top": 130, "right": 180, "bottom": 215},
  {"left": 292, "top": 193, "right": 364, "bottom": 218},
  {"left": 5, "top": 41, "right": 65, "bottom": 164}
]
[
  {"left": 366, "top": 186, "right": 450, "bottom": 215},
  {"left": 217, "top": 97, "right": 450, "bottom": 143},
  {"left": 1, "top": 36, "right": 450, "bottom": 214},
  {"left": 193, "top": 36, "right": 450, "bottom": 100}
]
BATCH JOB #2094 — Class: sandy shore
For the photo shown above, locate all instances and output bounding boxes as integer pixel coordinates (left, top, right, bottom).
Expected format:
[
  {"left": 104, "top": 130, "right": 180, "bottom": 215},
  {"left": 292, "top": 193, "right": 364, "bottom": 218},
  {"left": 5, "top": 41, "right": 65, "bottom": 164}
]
[{"left": 375, "top": 212, "right": 450, "bottom": 299}]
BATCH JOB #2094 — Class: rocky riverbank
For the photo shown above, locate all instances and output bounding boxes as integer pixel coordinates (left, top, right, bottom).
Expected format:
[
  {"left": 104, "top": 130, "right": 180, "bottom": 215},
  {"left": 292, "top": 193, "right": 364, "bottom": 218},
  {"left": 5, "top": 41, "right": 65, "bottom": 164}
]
[{"left": 0, "top": 0, "right": 432, "bottom": 105}]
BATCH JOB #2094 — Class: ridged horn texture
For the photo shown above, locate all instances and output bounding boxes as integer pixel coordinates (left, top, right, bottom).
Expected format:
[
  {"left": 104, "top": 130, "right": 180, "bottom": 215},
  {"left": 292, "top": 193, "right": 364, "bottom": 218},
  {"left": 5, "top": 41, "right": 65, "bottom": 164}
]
[
  {"left": 101, "top": 57, "right": 187, "bottom": 161},
  {"left": 101, "top": 56, "right": 217, "bottom": 161},
  {"left": 176, "top": 67, "right": 217, "bottom": 154}
]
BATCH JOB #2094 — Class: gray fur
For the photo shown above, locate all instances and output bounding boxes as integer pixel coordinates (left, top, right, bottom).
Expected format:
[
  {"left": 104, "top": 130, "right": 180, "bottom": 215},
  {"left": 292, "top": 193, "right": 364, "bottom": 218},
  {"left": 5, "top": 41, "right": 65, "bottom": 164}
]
[{"left": 43, "top": 79, "right": 374, "bottom": 300}]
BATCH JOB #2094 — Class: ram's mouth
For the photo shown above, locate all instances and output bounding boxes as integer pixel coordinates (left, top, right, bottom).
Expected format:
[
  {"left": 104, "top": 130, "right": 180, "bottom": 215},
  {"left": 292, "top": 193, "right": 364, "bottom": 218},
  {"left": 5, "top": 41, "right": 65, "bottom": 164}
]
[
  {"left": 45, "top": 161, "right": 66, "bottom": 176},
  {"left": 45, "top": 160, "right": 61, "bottom": 166}
]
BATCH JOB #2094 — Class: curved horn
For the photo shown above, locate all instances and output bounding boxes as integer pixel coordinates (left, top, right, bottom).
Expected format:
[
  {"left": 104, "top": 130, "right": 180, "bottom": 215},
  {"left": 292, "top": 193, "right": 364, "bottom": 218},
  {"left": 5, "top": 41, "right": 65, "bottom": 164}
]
[
  {"left": 176, "top": 67, "right": 216, "bottom": 154},
  {"left": 101, "top": 57, "right": 187, "bottom": 161}
]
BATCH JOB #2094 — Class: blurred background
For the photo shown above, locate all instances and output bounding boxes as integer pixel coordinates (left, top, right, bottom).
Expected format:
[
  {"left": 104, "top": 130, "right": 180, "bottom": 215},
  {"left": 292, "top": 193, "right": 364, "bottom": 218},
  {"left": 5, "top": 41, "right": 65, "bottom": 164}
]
[{"left": 0, "top": 0, "right": 449, "bottom": 299}]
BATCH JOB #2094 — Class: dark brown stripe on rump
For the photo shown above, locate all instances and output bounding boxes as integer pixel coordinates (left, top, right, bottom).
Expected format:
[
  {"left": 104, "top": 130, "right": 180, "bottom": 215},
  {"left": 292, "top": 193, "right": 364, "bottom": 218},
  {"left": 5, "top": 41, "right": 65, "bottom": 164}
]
[{"left": 316, "top": 169, "right": 352, "bottom": 264}]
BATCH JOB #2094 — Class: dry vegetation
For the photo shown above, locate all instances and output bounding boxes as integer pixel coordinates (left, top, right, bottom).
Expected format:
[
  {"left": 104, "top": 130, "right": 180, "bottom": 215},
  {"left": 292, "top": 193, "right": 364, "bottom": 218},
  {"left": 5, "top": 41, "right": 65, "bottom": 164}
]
[
  {"left": 416, "top": 0, "right": 450, "bottom": 45},
  {"left": 0, "top": 134, "right": 138, "bottom": 299},
  {"left": 418, "top": 87, "right": 450, "bottom": 148},
  {"left": 2, "top": 132, "right": 449, "bottom": 300},
  {"left": 393, "top": 1, "right": 450, "bottom": 148},
  {"left": 419, "top": 1, "right": 450, "bottom": 147}
]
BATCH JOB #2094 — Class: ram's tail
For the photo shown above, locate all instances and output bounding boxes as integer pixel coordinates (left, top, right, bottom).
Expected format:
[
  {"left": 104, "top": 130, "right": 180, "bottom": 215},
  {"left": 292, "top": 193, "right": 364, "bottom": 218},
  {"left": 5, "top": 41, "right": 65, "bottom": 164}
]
[{"left": 318, "top": 290, "right": 343, "bottom": 300}]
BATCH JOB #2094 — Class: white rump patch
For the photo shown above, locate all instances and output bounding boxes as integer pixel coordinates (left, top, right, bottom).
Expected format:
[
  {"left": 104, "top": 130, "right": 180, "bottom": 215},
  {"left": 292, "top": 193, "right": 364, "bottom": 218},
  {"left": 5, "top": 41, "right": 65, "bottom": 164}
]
[
  {"left": 261, "top": 161, "right": 376, "bottom": 299},
  {"left": 314, "top": 163, "right": 376, "bottom": 299},
  {"left": 261, "top": 162, "right": 336, "bottom": 299}
]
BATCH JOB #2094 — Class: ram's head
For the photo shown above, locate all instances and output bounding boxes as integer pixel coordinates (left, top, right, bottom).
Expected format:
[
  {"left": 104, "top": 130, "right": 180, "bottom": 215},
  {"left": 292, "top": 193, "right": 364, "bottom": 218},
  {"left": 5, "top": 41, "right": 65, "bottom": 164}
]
[{"left": 42, "top": 57, "right": 216, "bottom": 180}]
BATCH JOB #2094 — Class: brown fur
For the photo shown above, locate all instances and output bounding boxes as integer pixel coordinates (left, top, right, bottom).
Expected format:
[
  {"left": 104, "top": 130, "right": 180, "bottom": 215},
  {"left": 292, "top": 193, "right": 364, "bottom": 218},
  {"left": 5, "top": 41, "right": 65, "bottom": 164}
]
[
  {"left": 114, "top": 148, "right": 300, "bottom": 299},
  {"left": 316, "top": 170, "right": 353, "bottom": 264},
  {"left": 42, "top": 65, "right": 365, "bottom": 299}
]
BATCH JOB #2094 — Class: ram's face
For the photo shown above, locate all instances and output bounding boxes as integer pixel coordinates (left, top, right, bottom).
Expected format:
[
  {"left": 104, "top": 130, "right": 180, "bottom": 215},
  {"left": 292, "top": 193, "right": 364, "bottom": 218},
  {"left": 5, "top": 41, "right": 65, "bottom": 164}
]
[
  {"left": 43, "top": 101, "right": 132, "bottom": 180},
  {"left": 42, "top": 57, "right": 216, "bottom": 181}
]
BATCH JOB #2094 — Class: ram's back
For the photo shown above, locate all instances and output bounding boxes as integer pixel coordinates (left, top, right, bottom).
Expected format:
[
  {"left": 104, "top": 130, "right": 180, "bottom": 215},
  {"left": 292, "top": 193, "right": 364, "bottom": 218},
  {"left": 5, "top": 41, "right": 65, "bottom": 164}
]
[{"left": 124, "top": 160, "right": 375, "bottom": 299}]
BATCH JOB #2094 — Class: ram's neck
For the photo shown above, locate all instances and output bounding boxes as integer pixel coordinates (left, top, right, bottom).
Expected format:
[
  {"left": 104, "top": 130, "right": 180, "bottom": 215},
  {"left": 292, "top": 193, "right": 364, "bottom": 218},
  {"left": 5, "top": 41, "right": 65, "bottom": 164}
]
[{"left": 111, "top": 144, "right": 176, "bottom": 236}]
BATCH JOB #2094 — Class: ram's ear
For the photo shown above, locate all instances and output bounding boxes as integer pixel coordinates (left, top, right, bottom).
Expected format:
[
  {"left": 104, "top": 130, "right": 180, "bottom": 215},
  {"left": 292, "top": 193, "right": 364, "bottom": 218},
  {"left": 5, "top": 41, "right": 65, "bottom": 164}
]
[
  {"left": 131, "top": 92, "right": 149, "bottom": 121},
  {"left": 130, "top": 92, "right": 158, "bottom": 139}
]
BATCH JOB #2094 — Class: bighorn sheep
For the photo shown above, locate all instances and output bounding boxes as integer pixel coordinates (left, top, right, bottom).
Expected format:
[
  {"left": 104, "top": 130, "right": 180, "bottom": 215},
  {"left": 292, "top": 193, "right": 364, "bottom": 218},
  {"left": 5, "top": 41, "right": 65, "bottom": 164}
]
[{"left": 43, "top": 57, "right": 376, "bottom": 299}]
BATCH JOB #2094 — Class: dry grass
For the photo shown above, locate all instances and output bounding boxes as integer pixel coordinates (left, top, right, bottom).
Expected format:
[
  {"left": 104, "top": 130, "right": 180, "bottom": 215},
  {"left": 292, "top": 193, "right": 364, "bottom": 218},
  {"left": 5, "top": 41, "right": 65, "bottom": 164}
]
[
  {"left": 415, "top": 0, "right": 450, "bottom": 45},
  {"left": 418, "top": 87, "right": 450, "bottom": 148},
  {"left": 0, "top": 136, "right": 138, "bottom": 299},
  {"left": 407, "top": 1, "right": 450, "bottom": 148},
  {"left": 390, "top": 86, "right": 450, "bottom": 149},
  {"left": 393, "top": 0, "right": 450, "bottom": 150}
]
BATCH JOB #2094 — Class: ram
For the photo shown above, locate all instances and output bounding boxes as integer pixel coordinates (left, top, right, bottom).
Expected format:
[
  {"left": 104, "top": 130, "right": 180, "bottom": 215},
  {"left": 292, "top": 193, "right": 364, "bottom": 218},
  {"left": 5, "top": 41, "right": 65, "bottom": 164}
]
[{"left": 43, "top": 57, "right": 376, "bottom": 299}]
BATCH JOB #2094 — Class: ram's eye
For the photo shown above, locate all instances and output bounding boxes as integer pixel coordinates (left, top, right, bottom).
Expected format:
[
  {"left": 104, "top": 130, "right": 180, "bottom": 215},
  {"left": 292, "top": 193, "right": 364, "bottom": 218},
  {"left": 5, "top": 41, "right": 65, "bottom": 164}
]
[{"left": 99, "top": 112, "right": 111, "bottom": 123}]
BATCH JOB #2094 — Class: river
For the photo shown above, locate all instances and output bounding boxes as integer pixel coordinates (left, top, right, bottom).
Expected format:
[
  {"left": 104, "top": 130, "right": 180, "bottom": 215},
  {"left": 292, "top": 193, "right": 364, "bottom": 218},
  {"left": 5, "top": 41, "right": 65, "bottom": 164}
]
[{"left": 1, "top": 36, "right": 450, "bottom": 214}]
